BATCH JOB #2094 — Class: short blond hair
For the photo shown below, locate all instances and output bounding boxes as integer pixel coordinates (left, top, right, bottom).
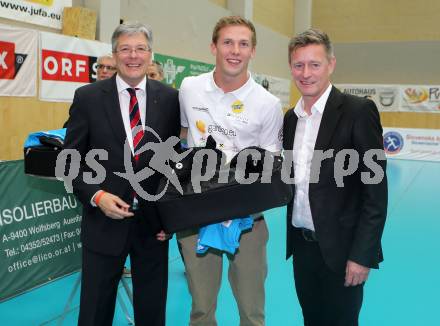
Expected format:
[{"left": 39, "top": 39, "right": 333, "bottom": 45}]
[{"left": 212, "top": 16, "right": 257, "bottom": 47}]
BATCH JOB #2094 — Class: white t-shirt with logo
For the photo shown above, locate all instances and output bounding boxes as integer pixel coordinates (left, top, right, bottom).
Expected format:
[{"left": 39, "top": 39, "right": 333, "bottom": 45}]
[{"left": 180, "top": 71, "right": 283, "bottom": 161}]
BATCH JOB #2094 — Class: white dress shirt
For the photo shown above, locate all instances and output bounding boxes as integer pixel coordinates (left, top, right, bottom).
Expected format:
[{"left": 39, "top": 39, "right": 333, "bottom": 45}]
[
  {"left": 115, "top": 74, "right": 147, "bottom": 154},
  {"left": 291, "top": 84, "right": 332, "bottom": 231}
]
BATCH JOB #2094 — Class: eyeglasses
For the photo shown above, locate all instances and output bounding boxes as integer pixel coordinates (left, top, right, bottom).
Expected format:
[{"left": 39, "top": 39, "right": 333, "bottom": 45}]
[
  {"left": 116, "top": 46, "right": 151, "bottom": 56},
  {"left": 97, "top": 64, "right": 116, "bottom": 70}
]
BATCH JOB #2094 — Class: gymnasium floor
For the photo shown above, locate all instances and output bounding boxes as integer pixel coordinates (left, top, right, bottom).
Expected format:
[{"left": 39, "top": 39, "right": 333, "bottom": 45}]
[{"left": 0, "top": 159, "right": 438, "bottom": 325}]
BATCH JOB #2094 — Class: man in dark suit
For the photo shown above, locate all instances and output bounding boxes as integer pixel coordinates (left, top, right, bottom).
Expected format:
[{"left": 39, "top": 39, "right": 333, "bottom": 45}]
[
  {"left": 63, "top": 22, "right": 180, "bottom": 326},
  {"left": 283, "top": 28, "right": 387, "bottom": 325}
]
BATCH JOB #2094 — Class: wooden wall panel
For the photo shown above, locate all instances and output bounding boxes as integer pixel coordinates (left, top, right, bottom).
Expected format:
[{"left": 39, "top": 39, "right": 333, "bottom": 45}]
[
  {"left": 253, "top": 0, "right": 294, "bottom": 37},
  {"left": 209, "top": 0, "right": 227, "bottom": 8},
  {"left": 313, "top": 0, "right": 440, "bottom": 42},
  {"left": 380, "top": 112, "right": 440, "bottom": 129},
  {"left": 62, "top": 6, "right": 97, "bottom": 40},
  {"left": 330, "top": 41, "right": 440, "bottom": 130},
  {"left": 1, "top": 15, "right": 69, "bottom": 161},
  {"left": 0, "top": 98, "right": 69, "bottom": 161}
]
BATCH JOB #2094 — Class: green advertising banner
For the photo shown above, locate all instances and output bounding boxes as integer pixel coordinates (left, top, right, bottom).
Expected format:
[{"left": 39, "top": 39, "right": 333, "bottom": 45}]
[
  {"left": 154, "top": 53, "right": 215, "bottom": 89},
  {"left": 0, "top": 160, "right": 82, "bottom": 302}
]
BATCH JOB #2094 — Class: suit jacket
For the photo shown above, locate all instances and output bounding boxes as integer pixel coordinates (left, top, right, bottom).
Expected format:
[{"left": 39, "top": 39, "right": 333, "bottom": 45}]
[
  {"left": 64, "top": 75, "right": 180, "bottom": 256},
  {"left": 284, "top": 86, "right": 388, "bottom": 273}
]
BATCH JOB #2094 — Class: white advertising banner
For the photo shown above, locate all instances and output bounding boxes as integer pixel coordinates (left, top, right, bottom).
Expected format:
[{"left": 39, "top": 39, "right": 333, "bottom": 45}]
[
  {"left": 336, "top": 84, "right": 400, "bottom": 112},
  {"left": 0, "top": 25, "right": 37, "bottom": 96},
  {"left": 337, "top": 84, "right": 440, "bottom": 113},
  {"left": 253, "top": 73, "right": 291, "bottom": 110},
  {"left": 383, "top": 127, "right": 440, "bottom": 162},
  {"left": 39, "top": 31, "right": 111, "bottom": 102},
  {"left": 400, "top": 85, "right": 440, "bottom": 113},
  {"left": 0, "top": 0, "right": 71, "bottom": 29}
]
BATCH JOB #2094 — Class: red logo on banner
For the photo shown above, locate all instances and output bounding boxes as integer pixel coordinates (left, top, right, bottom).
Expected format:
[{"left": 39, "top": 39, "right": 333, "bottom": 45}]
[
  {"left": 42, "top": 49, "right": 91, "bottom": 82},
  {"left": 0, "top": 41, "right": 16, "bottom": 80}
]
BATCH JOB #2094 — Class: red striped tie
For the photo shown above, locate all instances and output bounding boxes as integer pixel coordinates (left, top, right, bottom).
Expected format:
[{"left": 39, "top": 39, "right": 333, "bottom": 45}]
[{"left": 127, "top": 88, "right": 144, "bottom": 163}]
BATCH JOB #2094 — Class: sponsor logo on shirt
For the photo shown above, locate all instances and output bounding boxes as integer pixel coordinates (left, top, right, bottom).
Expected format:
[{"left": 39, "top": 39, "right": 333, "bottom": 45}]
[
  {"left": 196, "top": 120, "right": 206, "bottom": 134},
  {"left": 198, "top": 137, "right": 207, "bottom": 146},
  {"left": 192, "top": 106, "right": 209, "bottom": 113},
  {"left": 231, "top": 100, "right": 244, "bottom": 114},
  {"left": 226, "top": 112, "right": 249, "bottom": 124},
  {"left": 208, "top": 124, "right": 236, "bottom": 137}
]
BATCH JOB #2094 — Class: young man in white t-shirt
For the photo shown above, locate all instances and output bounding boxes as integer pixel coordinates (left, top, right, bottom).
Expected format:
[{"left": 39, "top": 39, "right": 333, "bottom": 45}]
[{"left": 178, "top": 16, "right": 283, "bottom": 326}]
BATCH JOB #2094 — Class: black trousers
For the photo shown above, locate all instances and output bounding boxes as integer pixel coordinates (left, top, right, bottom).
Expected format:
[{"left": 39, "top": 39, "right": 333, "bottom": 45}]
[
  {"left": 78, "top": 213, "right": 169, "bottom": 326},
  {"left": 291, "top": 228, "right": 363, "bottom": 326}
]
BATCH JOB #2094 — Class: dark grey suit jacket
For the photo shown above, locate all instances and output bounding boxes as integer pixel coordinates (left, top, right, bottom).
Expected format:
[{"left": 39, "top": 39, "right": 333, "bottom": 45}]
[
  {"left": 64, "top": 75, "right": 180, "bottom": 256},
  {"left": 284, "top": 86, "right": 387, "bottom": 273}
]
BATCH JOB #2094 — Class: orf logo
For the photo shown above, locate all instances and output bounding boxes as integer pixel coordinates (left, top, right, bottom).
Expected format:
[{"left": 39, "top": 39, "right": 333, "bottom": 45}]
[
  {"left": 41, "top": 49, "right": 98, "bottom": 83},
  {"left": 0, "top": 41, "right": 27, "bottom": 80},
  {"left": 383, "top": 131, "right": 404, "bottom": 155}
]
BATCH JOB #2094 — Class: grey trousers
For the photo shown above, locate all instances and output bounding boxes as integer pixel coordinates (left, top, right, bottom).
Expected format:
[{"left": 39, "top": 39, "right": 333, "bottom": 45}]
[{"left": 177, "top": 218, "right": 269, "bottom": 326}]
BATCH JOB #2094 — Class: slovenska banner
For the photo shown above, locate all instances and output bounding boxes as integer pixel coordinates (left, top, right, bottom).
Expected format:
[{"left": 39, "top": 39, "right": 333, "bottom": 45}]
[
  {"left": 0, "top": 24, "right": 37, "bottom": 97},
  {"left": 39, "top": 31, "right": 111, "bottom": 102},
  {"left": 0, "top": 160, "right": 82, "bottom": 302},
  {"left": 383, "top": 127, "right": 440, "bottom": 162}
]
